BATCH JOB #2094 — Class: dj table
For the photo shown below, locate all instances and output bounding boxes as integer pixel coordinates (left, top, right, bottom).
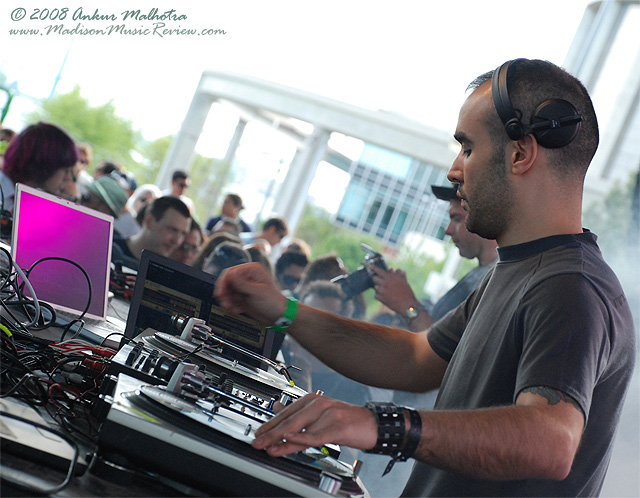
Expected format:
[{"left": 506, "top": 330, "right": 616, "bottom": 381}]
[{"left": 0, "top": 314, "right": 369, "bottom": 497}]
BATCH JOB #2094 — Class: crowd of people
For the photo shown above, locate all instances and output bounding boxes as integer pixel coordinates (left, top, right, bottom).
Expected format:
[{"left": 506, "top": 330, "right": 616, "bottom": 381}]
[
  {"left": 0, "top": 118, "right": 472, "bottom": 321},
  {"left": 0, "top": 115, "right": 496, "bottom": 405},
  {"left": 0, "top": 57, "right": 635, "bottom": 498}
]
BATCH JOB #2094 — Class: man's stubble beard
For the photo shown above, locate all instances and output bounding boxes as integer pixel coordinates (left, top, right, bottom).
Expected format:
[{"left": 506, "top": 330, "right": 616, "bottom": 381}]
[{"left": 464, "top": 144, "right": 514, "bottom": 241}]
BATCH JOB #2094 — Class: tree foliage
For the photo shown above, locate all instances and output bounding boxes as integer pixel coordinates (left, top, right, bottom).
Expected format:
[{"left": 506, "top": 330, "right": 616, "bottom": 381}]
[
  {"left": 25, "top": 85, "right": 141, "bottom": 173},
  {"left": 138, "top": 135, "right": 172, "bottom": 185},
  {"left": 583, "top": 173, "right": 636, "bottom": 263},
  {"left": 189, "top": 155, "right": 233, "bottom": 225}
]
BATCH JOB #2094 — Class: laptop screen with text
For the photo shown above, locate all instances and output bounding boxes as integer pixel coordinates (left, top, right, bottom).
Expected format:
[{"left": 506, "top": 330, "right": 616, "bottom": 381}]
[{"left": 125, "top": 251, "right": 278, "bottom": 366}]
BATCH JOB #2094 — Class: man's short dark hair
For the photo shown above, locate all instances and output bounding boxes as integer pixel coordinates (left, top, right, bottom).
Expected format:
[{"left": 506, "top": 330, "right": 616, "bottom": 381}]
[
  {"left": 300, "top": 280, "right": 354, "bottom": 318},
  {"left": 148, "top": 196, "right": 190, "bottom": 221},
  {"left": 172, "top": 170, "right": 189, "bottom": 182},
  {"left": 189, "top": 217, "right": 202, "bottom": 235},
  {"left": 96, "top": 161, "right": 121, "bottom": 176},
  {"left": 226, "top": 193, "right": 244, "bottom": 209},
  {"left": 275, "top": 251, "right": 309, "bottom": 277},
  {"left": 468, "top": 59, "right": 599, "bottom": 180},
  {"left": 263, "top": 217, "right": 288, "bottom": 235}
]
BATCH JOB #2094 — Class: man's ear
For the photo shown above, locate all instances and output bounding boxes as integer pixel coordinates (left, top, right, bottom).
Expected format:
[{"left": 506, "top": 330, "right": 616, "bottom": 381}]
[
  {"left": 144, "top": 212, "right": 154, "bottom": 229},
  {"left": 510, "top": 134, "right": 538, "bottom": 176}
]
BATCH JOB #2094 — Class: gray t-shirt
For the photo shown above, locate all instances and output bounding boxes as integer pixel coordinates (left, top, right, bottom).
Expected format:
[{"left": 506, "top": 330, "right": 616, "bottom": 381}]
[
  {"left": 430, "top": 261, "right": 495, "bottom": 321},
  {"left": 402, "top": 232, "right": 636, "bottom": 497}
]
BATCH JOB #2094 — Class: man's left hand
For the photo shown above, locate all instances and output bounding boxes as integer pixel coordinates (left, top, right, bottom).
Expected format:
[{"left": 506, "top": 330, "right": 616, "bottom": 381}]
[{"left": 251, "top": 393, "right": 378, "bottom": 457}]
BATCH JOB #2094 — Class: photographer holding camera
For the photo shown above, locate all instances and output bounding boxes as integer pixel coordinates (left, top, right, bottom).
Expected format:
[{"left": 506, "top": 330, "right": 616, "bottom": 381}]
[{"left": 371, "top": 185, "right": 498, "bottom": 334}]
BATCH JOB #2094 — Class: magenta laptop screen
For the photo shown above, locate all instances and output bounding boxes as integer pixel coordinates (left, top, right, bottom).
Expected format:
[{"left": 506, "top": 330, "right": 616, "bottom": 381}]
[{"left": 11, "top": 184, "right": 114, "bottom": 320}]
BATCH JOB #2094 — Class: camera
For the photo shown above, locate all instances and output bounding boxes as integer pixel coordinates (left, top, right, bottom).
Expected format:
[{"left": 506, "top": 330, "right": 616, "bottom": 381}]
[{"left": 331, "top": 243, "right": 388, "bottom": 300}]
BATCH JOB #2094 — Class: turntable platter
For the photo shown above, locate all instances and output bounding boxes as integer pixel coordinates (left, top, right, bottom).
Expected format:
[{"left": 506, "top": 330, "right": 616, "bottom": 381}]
[
  {"left": 139, "top": 385, "right": 258, "bottom": 443},
  {"left": 135, "top": 385, "right": 355, "bottom": 478},
  {"left": 150, "top": 332, "right": 307, "bottom": 398}
]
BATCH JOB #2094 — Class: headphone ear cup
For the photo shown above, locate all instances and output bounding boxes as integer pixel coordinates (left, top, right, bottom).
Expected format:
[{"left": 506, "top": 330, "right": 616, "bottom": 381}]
[{"left": 529, "top": 99, "right": 581, "bottom": 148}]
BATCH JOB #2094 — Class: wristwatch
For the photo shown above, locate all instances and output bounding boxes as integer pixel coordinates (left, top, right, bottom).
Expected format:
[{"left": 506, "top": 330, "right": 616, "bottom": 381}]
[{"left": 405, "top": 304, "right": 425, "bottom": 322}]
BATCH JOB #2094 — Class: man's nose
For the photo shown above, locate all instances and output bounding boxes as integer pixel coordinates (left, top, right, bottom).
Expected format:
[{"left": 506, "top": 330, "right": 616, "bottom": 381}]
[
  {"left": 447, "top": 157, "right": 464, "bottom": 185},
  {"left": 445, "top": 221, "right": 455, "bottom": 236}
]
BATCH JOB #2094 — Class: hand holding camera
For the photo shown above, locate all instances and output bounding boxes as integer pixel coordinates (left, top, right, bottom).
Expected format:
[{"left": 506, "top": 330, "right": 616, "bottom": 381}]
[{"left": 330, "top": 243, "right": 388, "bottom": 300}]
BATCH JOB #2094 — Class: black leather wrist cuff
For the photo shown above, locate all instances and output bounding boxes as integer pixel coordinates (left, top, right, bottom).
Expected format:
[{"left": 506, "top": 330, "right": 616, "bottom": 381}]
[
  {"left": 364, "top": 402, "right": 405, "bottom": 455},
  {"left": 364, "top": 402, "right": 422, "bottom": 477}
]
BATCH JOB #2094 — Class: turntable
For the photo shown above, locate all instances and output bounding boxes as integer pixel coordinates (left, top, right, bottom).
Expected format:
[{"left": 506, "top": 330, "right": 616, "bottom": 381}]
[
  {"left": 98, "top": 316, "right": 368, "bottom": 496},
  {"left": 98, "top": 373, "right": 368, "bottom": 497}
]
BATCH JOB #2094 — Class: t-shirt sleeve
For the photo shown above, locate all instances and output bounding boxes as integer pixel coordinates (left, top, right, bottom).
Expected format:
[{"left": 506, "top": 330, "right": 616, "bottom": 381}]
[
  {"left": 428, "top": 282, "right": 486, "bottom": 362},
  {"left": 515, "top": 273, "right": 611, "bottom": 421}
]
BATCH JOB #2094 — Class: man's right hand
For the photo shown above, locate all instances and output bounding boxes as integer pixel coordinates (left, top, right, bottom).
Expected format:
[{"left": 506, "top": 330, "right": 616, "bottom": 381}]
[
  {"left": 214, "top": 262, "right": 288, "bottom": 326},
  {"left": 371, "top": 265, "right": 421, "bottom": 315}
]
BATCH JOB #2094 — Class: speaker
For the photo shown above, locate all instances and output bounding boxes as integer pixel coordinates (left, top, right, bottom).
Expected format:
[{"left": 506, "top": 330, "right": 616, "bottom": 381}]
[{"left": 491, "top": 59, "right": 582, "bottom": 148}]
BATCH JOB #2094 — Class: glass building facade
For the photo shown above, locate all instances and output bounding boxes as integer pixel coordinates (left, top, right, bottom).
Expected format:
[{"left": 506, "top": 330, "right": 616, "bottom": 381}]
[{"left": 334, "top": 144, "right": 451, "bottom": 246}]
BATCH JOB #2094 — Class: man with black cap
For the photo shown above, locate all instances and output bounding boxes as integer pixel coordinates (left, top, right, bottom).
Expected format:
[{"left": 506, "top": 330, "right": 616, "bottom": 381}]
[{"left": 371, "top": 184, "right": 498, "bottom": 333}]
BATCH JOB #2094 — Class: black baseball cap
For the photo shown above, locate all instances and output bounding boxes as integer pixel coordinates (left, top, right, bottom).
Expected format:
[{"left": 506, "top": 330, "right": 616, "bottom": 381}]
[{"left": 431, "top": 185, "right": 459, "bottom": 201}]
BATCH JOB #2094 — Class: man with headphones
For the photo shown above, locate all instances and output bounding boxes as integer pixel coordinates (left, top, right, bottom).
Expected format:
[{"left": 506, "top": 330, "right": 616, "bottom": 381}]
[{"left": 214, "top": 59, "right": 636, "bottom": 497}]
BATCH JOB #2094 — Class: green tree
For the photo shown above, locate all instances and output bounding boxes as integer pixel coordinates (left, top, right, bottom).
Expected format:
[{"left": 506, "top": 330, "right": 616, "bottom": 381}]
[
  {"left": 24, "top": 85, "right": 141, "bottom": 173},
  {"left": 583, "top": 174, "right": 636, "bottom": 264},
  {"left": 394, "top": 243, "right": 452, "bottom": 303},
  {"left": 138, "top": 135, "right": 172, "bottom": 185},
  {"left": 21, "top": 85, "right": 233, "bottom": 222},
  {"left": 189, "top": 155, "right": 233, "bottom": 224},
  {"left": 295, "top": 204, "right": 381, "bottom": 271}
]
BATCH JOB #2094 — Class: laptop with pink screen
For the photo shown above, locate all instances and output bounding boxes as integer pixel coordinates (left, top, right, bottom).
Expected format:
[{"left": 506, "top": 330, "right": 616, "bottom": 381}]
[{"left": 11, "top": 183, "right": 114, "bottom": 321}]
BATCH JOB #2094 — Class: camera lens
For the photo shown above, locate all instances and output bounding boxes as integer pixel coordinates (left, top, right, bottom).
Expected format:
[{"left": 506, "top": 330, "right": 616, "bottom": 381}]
[{"left": 332, "top": 267, "right": 374, "bottom": 300}]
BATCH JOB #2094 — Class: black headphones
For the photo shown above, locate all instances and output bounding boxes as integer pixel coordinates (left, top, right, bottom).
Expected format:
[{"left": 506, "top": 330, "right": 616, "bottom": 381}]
[{"left": 491, "top": 59, "right": 582, "bottom": 148}]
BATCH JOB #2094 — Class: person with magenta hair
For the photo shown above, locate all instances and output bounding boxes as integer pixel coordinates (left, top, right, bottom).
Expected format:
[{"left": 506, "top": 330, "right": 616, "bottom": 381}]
[{"left": 0, "top": 122, "right": 78, "bottom": 213}]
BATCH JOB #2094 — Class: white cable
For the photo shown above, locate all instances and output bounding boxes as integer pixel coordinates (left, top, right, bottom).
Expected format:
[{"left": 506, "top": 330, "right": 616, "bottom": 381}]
[{"left": 11, "top": 260, "right": 41, "bottom": 328}]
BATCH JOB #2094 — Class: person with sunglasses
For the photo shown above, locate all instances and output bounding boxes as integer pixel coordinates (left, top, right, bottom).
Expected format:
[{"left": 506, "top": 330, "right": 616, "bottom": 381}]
[
  {"left": 161, "top": 169, "right": 194, "bottom": 213},
  {"left": 275, "top": 251, "right": 309, "bottom": 294}
]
